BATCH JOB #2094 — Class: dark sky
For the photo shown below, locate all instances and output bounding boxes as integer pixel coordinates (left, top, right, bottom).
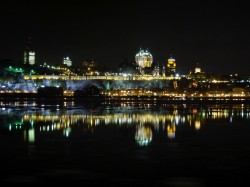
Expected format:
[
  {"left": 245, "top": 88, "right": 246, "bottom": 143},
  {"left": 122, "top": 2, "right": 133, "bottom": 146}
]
[{"left": 1, "top": 0, "right": 250, "bottom": 75}]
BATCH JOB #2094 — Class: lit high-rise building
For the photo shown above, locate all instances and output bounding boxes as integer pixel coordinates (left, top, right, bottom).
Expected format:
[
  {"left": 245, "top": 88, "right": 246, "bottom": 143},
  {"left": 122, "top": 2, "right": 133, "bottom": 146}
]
[
  {"left": 63, "top": 57, "right": 72, "bottom": 67},
  {"left": 24, "top": 37, "right": 35, "bottom": 65},
  {"left": 135, "top": 48, "right": 153, "bottom": 68},
  {"left": 167, "top": 56, "right": 176, "bottom": 75}
]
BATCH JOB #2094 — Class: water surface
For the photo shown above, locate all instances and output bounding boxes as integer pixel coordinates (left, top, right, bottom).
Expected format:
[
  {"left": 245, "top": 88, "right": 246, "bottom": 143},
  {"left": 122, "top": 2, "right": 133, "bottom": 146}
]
[{"left": 1, "top": 100, "right": 250, "bottom": 186}]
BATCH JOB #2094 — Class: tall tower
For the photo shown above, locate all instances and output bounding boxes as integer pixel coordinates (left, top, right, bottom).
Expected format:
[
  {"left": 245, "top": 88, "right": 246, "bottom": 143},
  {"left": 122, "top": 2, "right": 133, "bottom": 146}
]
[
  {"left": 167, "top": 56, "right": 176, "bottom": 75},
  {"left": 24, "top": 37, "right": 35, "bottom": 65}
]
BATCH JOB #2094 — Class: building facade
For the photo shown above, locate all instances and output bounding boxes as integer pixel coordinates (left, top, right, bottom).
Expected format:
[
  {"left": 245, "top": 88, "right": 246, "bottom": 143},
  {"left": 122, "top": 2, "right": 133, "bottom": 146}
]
[
  {"left": 135, "top": 48, "right": 153, "bottom": 68},
  {"left": 24, "top": 51, "right": 35, "bottom": 65},
  {"left": 167, "top": 57, "right": 176, "bottom": 75},
  {"left": 63, "top": 57, "right": 72, "bottom": 67}
]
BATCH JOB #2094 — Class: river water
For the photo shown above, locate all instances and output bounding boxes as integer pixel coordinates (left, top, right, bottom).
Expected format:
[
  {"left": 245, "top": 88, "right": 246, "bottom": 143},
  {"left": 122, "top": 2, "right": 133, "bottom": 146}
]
[{"left": 1, "top": 99, "right": 250, "bottom": 186}]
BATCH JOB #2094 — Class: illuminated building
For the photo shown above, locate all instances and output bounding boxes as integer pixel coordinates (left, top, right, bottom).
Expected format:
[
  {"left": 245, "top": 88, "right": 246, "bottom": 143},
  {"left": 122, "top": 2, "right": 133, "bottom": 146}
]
[
  {"left": 162, "top": 66, "right": 166, "bottom": 76},
  {"left": 135, "top": 48, "right": 153, "bottom": 68},
  {"left": 24, "top": 51, "right": 35, "bottom": 65},
  {"left": 152, "top": 62, "right": 160, "bottom": 76},
  {"left": 195, "top": 63, "right": 201, "bottom": 73},
  {"left": 82, "top": 59, "right": 97, "bottom": 75},
  {"left": 187, "top": 63, "right": 207, "bottom": 81},
  {"left": 63, "top": 57, "right": 72, "bottom": 67},
  {"left": 24, "top": 37, "right": 36, "bottom": 65},
  {"left": 167, "top": 56, "right": 176, "bottom": 75}
]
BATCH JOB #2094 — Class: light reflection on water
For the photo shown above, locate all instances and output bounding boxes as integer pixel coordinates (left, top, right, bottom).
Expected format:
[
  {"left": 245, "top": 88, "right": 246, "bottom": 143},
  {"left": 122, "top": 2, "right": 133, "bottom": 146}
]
[
  {"left": 2, "top": 101, "right": 250, "bottom": 185},
  {"left": 1, "top": 101, "right": 250, "bottom": 146}
]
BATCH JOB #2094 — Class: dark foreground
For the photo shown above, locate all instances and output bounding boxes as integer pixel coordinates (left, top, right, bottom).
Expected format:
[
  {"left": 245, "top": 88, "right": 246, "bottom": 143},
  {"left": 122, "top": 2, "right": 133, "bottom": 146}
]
[{"left": 1, "top": 131, "right": 250, "bottom": 186}]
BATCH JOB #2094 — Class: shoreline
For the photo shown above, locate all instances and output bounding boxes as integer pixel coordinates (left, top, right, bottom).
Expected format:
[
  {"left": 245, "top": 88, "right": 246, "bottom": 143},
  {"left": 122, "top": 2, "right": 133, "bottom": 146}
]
[{"left": 1, "top": 93, "right": 250, "bottom": 104}]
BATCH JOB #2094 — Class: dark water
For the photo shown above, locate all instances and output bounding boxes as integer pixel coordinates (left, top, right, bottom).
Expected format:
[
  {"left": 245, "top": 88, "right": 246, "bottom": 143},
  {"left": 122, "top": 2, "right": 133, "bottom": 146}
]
[{"left": 1, "top": 99, "right": 250, "bottom": 186}]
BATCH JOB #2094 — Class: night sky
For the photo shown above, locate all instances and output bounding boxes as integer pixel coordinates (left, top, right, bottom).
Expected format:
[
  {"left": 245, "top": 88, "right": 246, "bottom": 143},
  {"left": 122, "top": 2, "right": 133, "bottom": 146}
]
[{"left": 1, "top": 0, "right": 250, "bottom": 75}]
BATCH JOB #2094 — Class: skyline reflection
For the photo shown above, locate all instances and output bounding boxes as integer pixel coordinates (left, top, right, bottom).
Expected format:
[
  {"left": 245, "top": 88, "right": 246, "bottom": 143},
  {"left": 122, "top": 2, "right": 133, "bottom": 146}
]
[{"left": 1, "top": 102, "right": 250, "bottom": 146}]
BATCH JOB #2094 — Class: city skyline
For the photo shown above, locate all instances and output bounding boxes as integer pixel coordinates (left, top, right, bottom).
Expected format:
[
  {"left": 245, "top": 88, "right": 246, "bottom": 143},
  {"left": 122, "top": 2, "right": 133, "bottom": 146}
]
[{"left": 1, "top": 1, "right": 250, "bottom": 75}]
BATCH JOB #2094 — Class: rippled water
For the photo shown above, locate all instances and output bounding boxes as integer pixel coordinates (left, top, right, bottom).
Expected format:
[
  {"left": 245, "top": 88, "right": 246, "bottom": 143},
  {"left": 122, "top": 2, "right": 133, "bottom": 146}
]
[{"left": 1, "top": 99, "right": 250, "bottom": 185}]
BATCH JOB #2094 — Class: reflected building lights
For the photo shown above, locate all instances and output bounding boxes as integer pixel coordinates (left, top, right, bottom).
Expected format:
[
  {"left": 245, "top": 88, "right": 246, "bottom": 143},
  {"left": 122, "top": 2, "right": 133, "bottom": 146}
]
[
  {"left": 10, "top": 109, "right": 250, "bottom": 132},
  {"left": 24, "top": 128, "right": 35, "bottom": 143},
  {"left": 28, "top": 128, "right": 35, "bottom": 143},
  {"left": 167, "top": 125, "right": 176, "bottom": 139},
  {"left": 194, "top": 120, "right": 201, "bottom": 130},
  {"left": 3, "top": 104, "right": 250, "bottom": 145},
  {"left": 135, "top": 126, "right": 153, "bottom": 146},
  {"left": 63, "top": 127, "right": 71, "bottom": 138}
]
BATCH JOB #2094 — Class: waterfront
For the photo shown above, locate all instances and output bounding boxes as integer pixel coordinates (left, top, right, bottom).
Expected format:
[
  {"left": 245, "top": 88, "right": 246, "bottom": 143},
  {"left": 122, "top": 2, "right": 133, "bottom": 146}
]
[{"left": 1, "top": 100, "right": 250, "bottom": 186}]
